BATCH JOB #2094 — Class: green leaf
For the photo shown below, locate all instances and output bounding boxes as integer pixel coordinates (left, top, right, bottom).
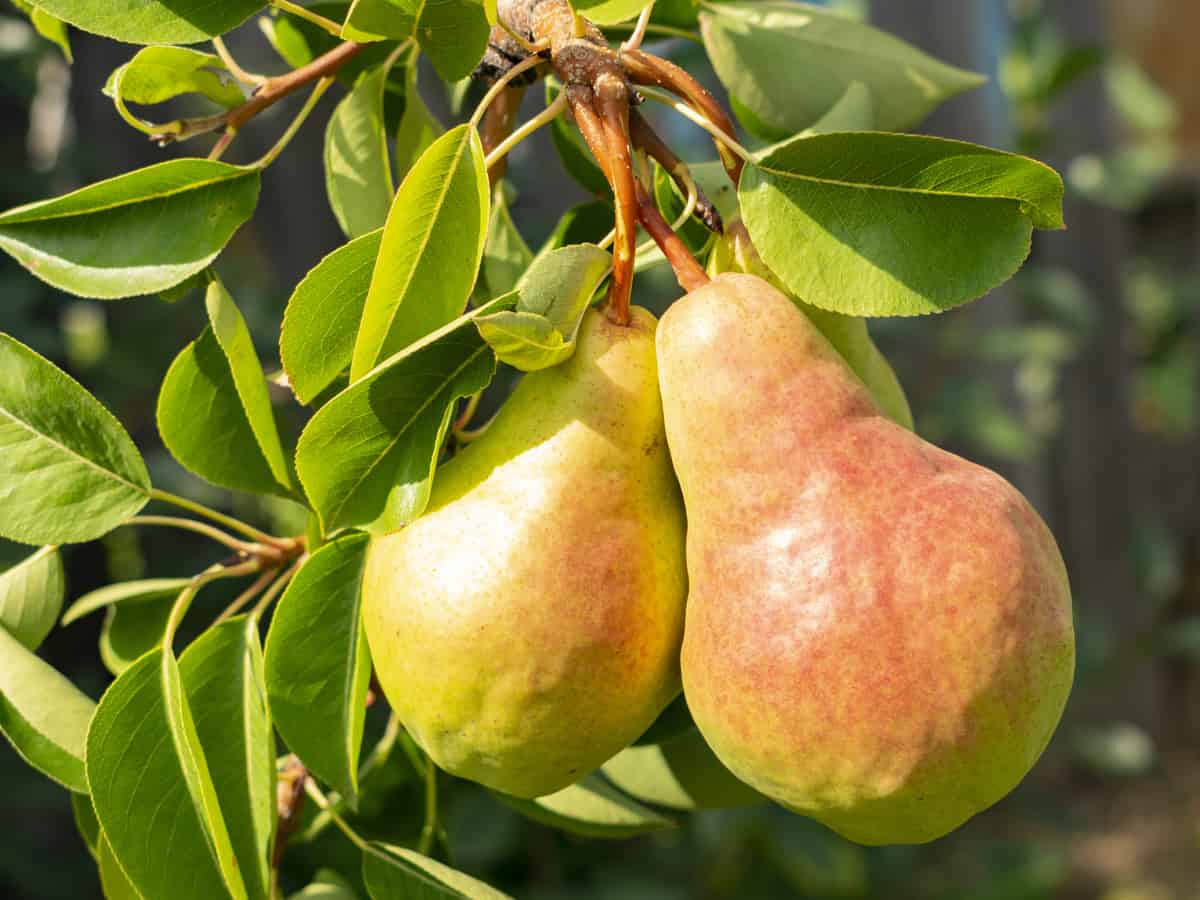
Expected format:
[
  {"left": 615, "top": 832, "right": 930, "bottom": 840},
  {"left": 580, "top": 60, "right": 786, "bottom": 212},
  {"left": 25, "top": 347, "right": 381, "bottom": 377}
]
[
  {"left": 180, "top": 616, "right": 275, "bottom": 900},
  {"left": 0, "top": 334, "right": 150, "bottom": 545},
  {"left": 327, "top": 63, "right": 397, "bottom": 239},
  {"left": 98, "top": 836, "right": 142, "bottom": 900},
  {"left": 475, "top": 313, "right": 571, "bottom": 372},
  {"left": 699, "top": 1, "right": 985, "bottom": 137},
  {"left": 32, "top": 0, "right": 265, "bottom": 44},
  {"left": 99, "top": 598, "right": 173, "bottom": 676},
  {"left": 87, "top": 647, "right": 250, "bottom": 900},
  {"left": 480, "top": 183, "right": 533, "bottom": 300},
  {"left": 205, "top": 280, "right": 295, "bottom": 491},
  {"left": 495, "top": 775, "right": 676, "bottom": 838},
  {"left": 289, "top": 873, "right": 361, "bottom": 900},
  {"left": 268, "top": 2, "right": 399, "bottom": 88},
  {"left": 0, "top": 546, "right": 64, "bottom": 651},
  {"left": 343, "top": 0, "right": 415, "bottom": 40},
  {"left": 158, "top": 283, "right": 296, "bottom": 498},
  {"left": 265, "top": 535, "right": 371, "bottom": 805},
  {"left": 104, "top": 48, "right": 245, "bottom": 137},
  {"left": 0, "top": 624, "right": 94, "bottom": 792},
  {"left": 393, "top": 55, "right": 442, "bottom": 181},
  {"left": 61, "top": 578, "right": 189, "bottom": 626},
  {"left": 569, "top": 0, "right": 650, "bottom": 26},
  {"left": 653, "top": 165, "right": 711, "bottom": 255},
  {"left": 0, "top": 159, "right": 260, "bottom": 299},
  {"left": 476, "top": 244, "right": 610, "bottom": 371},
  {"left": 739, "top": 132, "right": 1065, "bottom": 316},
  {"left": 602, "top": 726, "right": 766, "bottom": 811},
  {"left": 71, "top": 791, "right": 101, "bottom": 859},
  {"left": 350, "top": 124, "right": 488, "bottom": 380},
  {"left": 546, "top": 81, "right": 611, "bottom": 197},
  {"left": 281, "top": 229, "right": 383, "bottom": 406},
  {"left": 299, "top": 297, "right": 506, "bottom": 534},
  {"left": 363, "top": 842, "right": 512, "bottom": 899},
  {"left": 412, "top": 0, "right": 491, "bottom": 82},
  {"left": 11, "top": 2, "right": 73, "bottom": 60}
]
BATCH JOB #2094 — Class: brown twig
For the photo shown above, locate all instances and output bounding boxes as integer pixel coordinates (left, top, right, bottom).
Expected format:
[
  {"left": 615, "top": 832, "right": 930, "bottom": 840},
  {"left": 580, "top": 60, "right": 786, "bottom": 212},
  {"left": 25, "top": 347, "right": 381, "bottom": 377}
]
[
  {"left": 158, "top": 41, "right": 368, "bottom": 146},
  {"left": 620, "top": 49, "right": 744, "bottom": 185},
  {"left": 635, "top": 181, "right": 709, "bottom": 292},
  {"left": 480, "top": 85, "right": 527, "bottom": 183},
  {"left": 628, "top": 110, "right": 723, "bottom": 233}
]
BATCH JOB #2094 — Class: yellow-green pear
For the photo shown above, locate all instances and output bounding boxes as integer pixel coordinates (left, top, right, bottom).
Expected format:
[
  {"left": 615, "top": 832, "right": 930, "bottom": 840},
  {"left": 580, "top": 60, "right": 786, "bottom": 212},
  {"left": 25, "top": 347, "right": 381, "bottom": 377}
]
[
  {"left": 362, "top": 307, "right": 686, "bottom": 798},
  {"left": 657, "top": 274, "right": 1075, "bottom": 845}
]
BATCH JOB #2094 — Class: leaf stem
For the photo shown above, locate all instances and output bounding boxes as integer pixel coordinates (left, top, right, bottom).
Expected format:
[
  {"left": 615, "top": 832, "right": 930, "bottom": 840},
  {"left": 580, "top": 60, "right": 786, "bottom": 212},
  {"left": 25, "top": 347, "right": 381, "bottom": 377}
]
[
  {"left": 484, "top": 92, "right": 567, "bottom": 172},
  {"left": 212, "top": 36, "right": 268, "bottom": 86},
  {"left": 610, "top": 21, "right": 701, "bottom": 44},
  {"left": 251, "top": 555, "right": 306, "bottom": 619},
  {"left": 271, "top": 0, "right": 345, "bottom": 37},
  {"left": 165, "top": 559, "right": 261, "bottom": 647},
  {"left": 254, "top": 76, "right": 334, "bottom": 169},
  {"left": 418, "top": 756, "right": 439, "bottom": 855},
  {"left": 636, "top": 84, "right": 755, "bottom": 167},
  {"left": 149, "top": 488, "right": 281, "bottom": 546},
  {"left": 126, "top": 515, "right": 252, "bottom": 553},
  {"left": 213, "top": 568, "right": 277, "bottom": 625},
  {"left": 620, "top": 2, "right": 655, "bottom": 52},
  {"left": 304, "top": 779, "right": 371, "bottom": 852}
]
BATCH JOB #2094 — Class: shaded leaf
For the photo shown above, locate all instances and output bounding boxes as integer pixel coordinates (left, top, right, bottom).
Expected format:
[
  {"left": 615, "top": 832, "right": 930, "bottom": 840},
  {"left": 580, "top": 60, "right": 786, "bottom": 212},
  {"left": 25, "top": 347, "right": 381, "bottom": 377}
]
[
  {"left": 299, "top": 295, "right": 507, "bottom": 534},
  {"left": 700, "top": 1, "right": 985, "bottom": 137},
  {"left": 495, "top": 774, "right": 676, "bottom": 838},
  {"left": 739, "top": 132, "right": 1065, "bottom": 316},
  {"left": 98, "top": 836, "right": 142, "bottom": 900},
  {"left": 71, "top": 791, "right": 101, "bottom": 859},
  {"left": 0, "top": 159, "right": 259, "bottom": 299},
  {"left": 393, "top": 54, "right": 442, "bottom": 180},
  {"left": 10, "top": 1, "right": 72, "bottom": 60},
  {"left": 350, "top": 124, "right": 488, "bottom": 380},
  {"left": 265, "top": 535, "right": 371, "bottom": 804},
  {"left": 480, "top": 183, "right": 533, "bottom": 300},
  {"left": 33, "top": 0, "right": 265, "bottom": 44},
  {"left": 98, "top": 597, "right": 173, "bottom": 676},
  {"left": 281, "top": 229, "right": 383, "bottom": 406},
  {"left": 411, "top": 0, "right": 491, "bottom": 82},
  {"left": 326, "top": 62, "right": 397, "bottom": 239},
  {"left": 87, "top": 647, "right": 249, "bottom": 900},
  {"left": 0, "top": 623, "right": 94, "bottom": 792},
  {"left": 205, "top": 280, "right": 295, "bottom": 491},
  {"left": 180, "top": 615, "right": 275, "bottom": 900},
  {"left": 363, "top": 842, "right": 512, "bottom": 899},
  {"left": 0, "top": 334, "right": 149, "bottom": 545},
  {"left": 158, "top": 318, "right": 293, "bottom": 499},
  {"left": 0, "top": 545, "right": 63, "bottom": 651},
  {"left": 61, "top": 578, "right": 189, "bottom": 627}
]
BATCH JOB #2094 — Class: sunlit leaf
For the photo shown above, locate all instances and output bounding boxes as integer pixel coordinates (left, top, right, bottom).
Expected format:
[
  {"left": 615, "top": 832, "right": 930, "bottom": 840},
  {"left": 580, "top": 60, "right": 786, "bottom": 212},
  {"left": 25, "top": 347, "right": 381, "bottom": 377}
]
[
  {"left": 0, "top": 335, "right": 150, "bottom": 545},
  {"left": 0, "top": 546, "right": 64, "bottom": 651}
]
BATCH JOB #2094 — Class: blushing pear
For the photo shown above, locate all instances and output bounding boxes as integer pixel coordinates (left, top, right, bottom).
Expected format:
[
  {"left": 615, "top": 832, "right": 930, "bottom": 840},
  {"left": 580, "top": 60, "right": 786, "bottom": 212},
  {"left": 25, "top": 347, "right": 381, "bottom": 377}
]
[
  {"left": 362, "top": 307, "right": 686, "bottom": 798},
  {"left": 657, "top": 273, "right": 1074, "bottom": 845}
]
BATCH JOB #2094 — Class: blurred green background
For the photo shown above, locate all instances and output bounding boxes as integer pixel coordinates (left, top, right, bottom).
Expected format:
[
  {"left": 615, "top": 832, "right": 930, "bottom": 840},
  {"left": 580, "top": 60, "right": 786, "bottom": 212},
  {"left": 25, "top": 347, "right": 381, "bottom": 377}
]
[{"left": 2, "top": 0, "right": 1199, "bottom": 897}]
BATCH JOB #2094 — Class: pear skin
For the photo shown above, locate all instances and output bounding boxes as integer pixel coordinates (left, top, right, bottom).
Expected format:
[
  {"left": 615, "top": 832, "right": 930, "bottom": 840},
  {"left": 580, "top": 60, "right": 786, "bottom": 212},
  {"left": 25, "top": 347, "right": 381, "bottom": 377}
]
[
  {"left": 657, "top": 274, "right": 1075, "bottom": 845},
  {"left": 362, "top": 307, "right": 686, "bottom": 798}
]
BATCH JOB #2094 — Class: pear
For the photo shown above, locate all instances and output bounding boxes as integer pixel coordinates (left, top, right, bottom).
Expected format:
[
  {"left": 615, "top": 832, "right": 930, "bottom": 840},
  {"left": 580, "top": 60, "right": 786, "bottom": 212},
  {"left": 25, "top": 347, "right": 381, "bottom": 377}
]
[
  {"left": 362, "top": 307, "right": 686, "bottom": 798},
  {"left": 657, "top": 274, "right": 1075, "bottom": 845},
  {"left": 710, "top": 221, "right": 914, "bottom": 429}
]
